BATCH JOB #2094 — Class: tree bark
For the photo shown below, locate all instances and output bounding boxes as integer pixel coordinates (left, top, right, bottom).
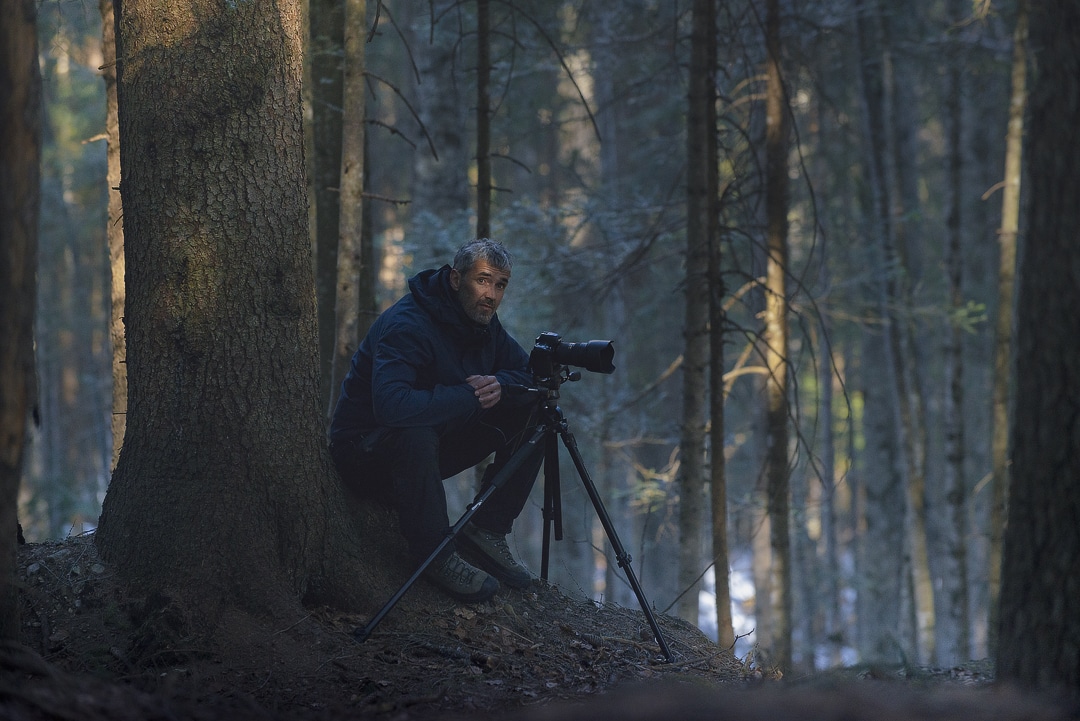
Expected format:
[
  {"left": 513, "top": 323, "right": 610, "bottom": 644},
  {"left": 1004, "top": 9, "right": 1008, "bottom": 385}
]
[
  {"left": 996, "top": 0, "right": 1080, "bottom": 696},
  {"left": 328, "top": 0, "right": 372, "bottom": 417},
  {"left": 100, "top": 0, "right": 127, "bottom": 471},
  {"left": 677, "top": 0, "right": 713, "bottom": 626},
  {"left": 987, "top": 0, "right": 1027, "bottom": 656},
  {"left": 95, "top": 0, "right": 383, "bottom": 626},
  {"left": 762, "top": 0, "right": 792, "bottom": 672},
  {"left": 692, "top": 0, "right": 733, "bottom": 650},
  {"left": 0, "top": 0, "right": 41, "bottom": 641},
  {"left": 939, "top": 0, "right": 970, "bottom": 665},
  {"left": 311, "top": 0, "right": 345, "bottom": 412}
]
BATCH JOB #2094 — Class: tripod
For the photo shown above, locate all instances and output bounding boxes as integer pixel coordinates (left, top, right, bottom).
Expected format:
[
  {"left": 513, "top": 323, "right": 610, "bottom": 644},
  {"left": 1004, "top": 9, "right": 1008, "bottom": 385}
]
[{"left": 354, "top": 366, "right": 674, "bottom": 663}]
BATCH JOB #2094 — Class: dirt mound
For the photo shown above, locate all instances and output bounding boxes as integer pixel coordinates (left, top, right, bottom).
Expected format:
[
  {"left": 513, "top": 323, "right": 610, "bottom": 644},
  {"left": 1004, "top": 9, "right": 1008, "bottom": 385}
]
[{"left": 8, "top": 535, "right": 747, "bottom": 719}]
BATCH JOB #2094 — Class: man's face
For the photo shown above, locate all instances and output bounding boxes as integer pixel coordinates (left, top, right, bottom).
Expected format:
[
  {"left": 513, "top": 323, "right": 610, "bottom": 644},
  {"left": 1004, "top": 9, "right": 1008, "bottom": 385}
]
[{"left": 450, "top": 260, "right": 510, "bottom": 325}]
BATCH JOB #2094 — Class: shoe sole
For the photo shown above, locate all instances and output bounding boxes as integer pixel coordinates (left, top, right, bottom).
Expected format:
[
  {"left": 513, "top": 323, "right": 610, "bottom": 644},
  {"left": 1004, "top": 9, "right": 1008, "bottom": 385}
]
[{"left": 426, "top": 573, "right": 499, "bottom": 603}]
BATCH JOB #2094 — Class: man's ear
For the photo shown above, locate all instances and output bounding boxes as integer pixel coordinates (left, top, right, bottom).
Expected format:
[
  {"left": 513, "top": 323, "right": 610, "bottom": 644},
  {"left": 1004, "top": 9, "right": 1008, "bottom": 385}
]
[{"left": 449, "top": 268, "right": 461, "bottom": 290}]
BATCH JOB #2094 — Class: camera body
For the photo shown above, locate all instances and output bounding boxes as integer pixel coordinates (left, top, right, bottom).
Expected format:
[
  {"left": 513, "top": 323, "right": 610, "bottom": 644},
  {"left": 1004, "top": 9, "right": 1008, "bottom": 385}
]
[{"left": 529, "top": 331, "right": 615, "bottom": 378}]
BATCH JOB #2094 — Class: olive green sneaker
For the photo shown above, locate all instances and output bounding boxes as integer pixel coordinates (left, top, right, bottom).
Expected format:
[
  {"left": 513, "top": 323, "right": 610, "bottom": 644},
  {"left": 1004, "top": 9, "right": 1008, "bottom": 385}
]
[
  {"left": 459, "top": 524, "right": 533, "bottom": 589},
  {"left": 423, "top": 551, "right": 499, "bottom": 603}
]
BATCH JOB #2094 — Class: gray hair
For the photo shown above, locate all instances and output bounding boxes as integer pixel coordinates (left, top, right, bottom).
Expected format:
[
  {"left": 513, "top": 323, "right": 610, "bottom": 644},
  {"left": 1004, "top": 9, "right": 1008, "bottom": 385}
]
[{"left": 452, "top": 238, "right": 513, "bottom": 275}]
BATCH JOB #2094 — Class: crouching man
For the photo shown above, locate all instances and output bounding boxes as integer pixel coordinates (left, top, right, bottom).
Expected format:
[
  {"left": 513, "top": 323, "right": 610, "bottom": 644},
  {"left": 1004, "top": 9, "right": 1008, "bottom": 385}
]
[{"left": 329, "top": 238, "right": 541, "bottom": 602}]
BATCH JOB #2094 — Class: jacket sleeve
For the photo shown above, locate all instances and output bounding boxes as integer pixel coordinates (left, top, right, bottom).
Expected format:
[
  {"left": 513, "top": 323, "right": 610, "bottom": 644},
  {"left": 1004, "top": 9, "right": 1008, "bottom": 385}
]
[
  {"left": 369, "top": 328, "right": 477, "bottom": 427},
  {"left": 492, "top": 328, "right": 534, "bottom": 401}
]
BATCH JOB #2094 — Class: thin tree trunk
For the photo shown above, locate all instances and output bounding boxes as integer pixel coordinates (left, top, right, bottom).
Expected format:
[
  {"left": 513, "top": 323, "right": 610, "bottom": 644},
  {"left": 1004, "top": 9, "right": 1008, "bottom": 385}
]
[
  {"left": 677, "top": 0, "right": 713, "bottom": 627},
  {"left": 475, "top": 0, "right": 491, "bottom": 238},
  {"left": 940, "top": 0, "right": 970, "bottom": 664},
  {"left": 0, "top": 0, "right": 41, "bottom": 639},
  {"left": 762, "top": 0, "right": 792, "bottom": 673},
  {"left": 856, "top": 332, "right": 906, "bottom": 663},
  {"left": 854, "top": 0, "right": 933, "bottom": 662},
  {"left": 328, "top": 0, "right": 369, "bottom": 417},
  {"left": 988, "top": 0, "right": 1027, "bottom": 656}
]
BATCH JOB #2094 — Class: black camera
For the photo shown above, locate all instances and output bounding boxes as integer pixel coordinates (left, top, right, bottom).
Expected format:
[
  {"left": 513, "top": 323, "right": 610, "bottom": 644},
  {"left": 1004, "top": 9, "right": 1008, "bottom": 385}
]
[{"left": 529, "top": 331, "right": 615, "bottom": 377}]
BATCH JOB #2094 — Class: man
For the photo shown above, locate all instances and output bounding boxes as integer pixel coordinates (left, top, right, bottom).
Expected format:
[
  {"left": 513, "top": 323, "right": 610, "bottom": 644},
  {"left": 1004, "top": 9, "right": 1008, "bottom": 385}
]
[{"left": 330, "top": 238, "right": 542, "bottom": 603}]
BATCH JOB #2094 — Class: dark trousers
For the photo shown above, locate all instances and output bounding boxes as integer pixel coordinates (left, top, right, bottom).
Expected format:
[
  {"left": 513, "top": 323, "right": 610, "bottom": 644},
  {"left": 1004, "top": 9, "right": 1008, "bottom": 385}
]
[{"left": 330, "top": 401, "right": 542, "bottom": 563}]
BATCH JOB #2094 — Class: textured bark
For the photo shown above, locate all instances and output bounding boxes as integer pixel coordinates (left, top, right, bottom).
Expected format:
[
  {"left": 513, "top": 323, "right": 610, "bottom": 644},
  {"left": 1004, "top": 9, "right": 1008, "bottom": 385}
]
[
  {"left": 311, "top": 0, "right": 345, "bottom": 412},
  {"left": 328, "top": 0, "right": 372, "bottom": 417},
  {"left": 996, "top": 0, "right": 1080, "bottom": 696},
  {"left": 95, "top": 0, "right": 384, "bottom": 624},
  {"left": 100, "top": 0, "right": 127, "bottom": 470},
  {"left": 677, "top": 0, "right": 712, "bottom": 625},
  {"left": 0, "top": 0, "right": 41, "bottom": 641}
]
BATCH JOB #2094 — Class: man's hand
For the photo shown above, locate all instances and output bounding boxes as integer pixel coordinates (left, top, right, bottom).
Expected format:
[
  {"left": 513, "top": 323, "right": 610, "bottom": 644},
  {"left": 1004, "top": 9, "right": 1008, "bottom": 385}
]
[{"left": 467, "top": 375, "right": 502, "bottom": 409}]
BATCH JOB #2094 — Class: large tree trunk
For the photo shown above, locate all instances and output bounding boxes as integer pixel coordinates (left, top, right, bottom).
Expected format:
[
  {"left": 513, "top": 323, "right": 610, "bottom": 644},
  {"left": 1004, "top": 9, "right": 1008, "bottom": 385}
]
[
  {"left": 987, "top": 0, "right": 1027, "bottom": 656},
  {"left": 0, "top": 0, "right": 41, "bottom": 640},
  {"left": 996, "top": 0, "right": 1080, "bottom": 696},
  {"left": 95, "top": 0, "right": 381, "bottom": 625},
  {"left": 100, "top": 0, "right": 126, "bottom": 471}
]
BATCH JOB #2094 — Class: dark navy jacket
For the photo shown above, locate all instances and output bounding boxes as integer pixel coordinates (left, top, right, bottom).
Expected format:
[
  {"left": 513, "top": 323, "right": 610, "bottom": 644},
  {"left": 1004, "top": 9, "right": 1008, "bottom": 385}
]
[{"left": 329, "top": 265, "right": 532, "bottom": 444}]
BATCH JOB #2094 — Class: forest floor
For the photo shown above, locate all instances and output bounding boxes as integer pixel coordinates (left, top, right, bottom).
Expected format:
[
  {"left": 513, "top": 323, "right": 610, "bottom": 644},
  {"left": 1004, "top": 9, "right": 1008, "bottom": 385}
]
[{"left": 4, "top": 535, "right": 1075, "bottom": 721}]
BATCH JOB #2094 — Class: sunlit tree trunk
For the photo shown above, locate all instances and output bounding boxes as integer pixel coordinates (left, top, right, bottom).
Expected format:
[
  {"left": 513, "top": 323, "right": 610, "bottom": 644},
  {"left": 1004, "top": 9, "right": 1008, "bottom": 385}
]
[
  {"left": 997, "top": 0, "right": 1080, "bottom": 695},
  {"left": 988, "top": 0, "right": 1027, "bottom": 656},
  {"left": 0, "top": 0, "right": 41, "bottom": 640},
  {"left": 762, "top": 0, "right": 792, "bottom": 672},
  {"left": 328, "top": 0, "right": 373, "bottom": 416},
  {"left": 100, "top": 0, "right": 126, "bottom": 470}
]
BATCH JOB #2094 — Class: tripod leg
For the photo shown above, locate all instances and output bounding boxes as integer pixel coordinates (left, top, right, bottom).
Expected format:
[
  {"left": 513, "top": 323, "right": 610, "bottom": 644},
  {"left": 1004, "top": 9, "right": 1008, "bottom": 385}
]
[
  {"left": 354, "top": 424, "right": 547, "bottom": 642},
  {"left": 540, "top": 432, "right": 561, "bottom": 580},
  {"left": 559, "top": 424, "right": 675, "bottom": 663}
]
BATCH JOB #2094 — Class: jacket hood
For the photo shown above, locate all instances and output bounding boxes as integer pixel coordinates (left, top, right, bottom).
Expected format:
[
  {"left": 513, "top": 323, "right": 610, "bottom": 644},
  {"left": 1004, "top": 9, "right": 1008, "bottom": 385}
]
[{"left": 409, "top": 265, "right": 494, "bottom": 345}]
